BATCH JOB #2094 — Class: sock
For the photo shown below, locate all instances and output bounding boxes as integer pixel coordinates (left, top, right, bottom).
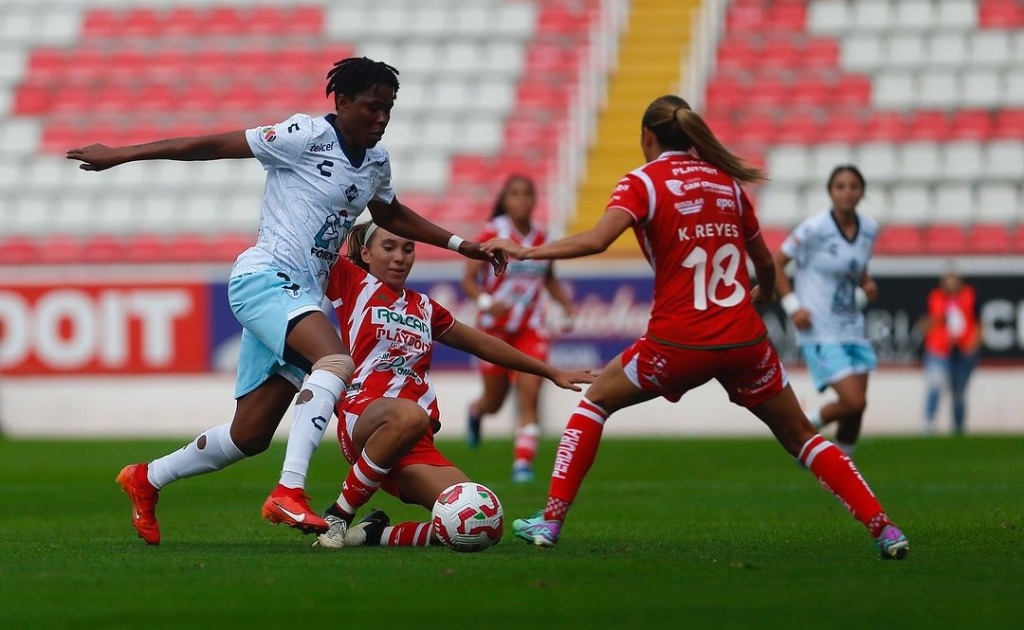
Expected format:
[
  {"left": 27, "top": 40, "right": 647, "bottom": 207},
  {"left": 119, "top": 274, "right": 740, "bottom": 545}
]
[
  {"left": 279, "top": 369, "right": 345, "bottom": 488},
  {"left": 334, "top": 450, "right": 391, "bottom": 519},
  {"left": 381, "top": 522, "right": 434, "bottom": 546},
  {"left": 836, "top": 441, "right": 856, "bottom": 457},
  {"left": 808, "top": 407, "right": 824, "bottom": 429},
  {"left": 544, "top": 398, "right": 609, "bottom": 523},
  {"left": 798, "top": 435, "right": 892, "bottom": 537},
  {"left": 513, "top": 423, "right": 540, "bottom": 467},
  {"left": 148, "top": 423, "right": 245, "bottom": 490}
]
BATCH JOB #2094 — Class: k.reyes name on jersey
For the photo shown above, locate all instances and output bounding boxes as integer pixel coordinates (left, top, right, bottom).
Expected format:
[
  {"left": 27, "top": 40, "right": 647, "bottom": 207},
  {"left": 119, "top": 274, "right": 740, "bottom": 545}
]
[
  {"left": 326, "top": 258, "right": 455, "bottom": 420},
  {"left": 234, "top": 113, "right": 395, "bottom": 302}
]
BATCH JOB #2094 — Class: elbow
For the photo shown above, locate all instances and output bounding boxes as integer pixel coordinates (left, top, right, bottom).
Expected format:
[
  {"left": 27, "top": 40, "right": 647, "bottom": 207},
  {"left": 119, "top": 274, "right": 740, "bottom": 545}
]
[{"left": 585, "top": 233, "right": 611, "bottom": 254}]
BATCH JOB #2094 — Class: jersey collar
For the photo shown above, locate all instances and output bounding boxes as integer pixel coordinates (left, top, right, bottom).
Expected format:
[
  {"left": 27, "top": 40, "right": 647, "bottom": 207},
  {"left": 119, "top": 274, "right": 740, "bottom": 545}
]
[
  {"left": 325, "top": 114, "right": 367, "bottom": 168},
  {"left": 829, "top": 209, "right": 861, "bottom": 244}
]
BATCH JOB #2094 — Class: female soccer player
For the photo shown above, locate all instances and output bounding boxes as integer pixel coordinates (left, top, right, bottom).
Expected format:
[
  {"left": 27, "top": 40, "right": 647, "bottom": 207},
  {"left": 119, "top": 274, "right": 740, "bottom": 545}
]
[
  {"left": 312, "top": 220, "right": 594, "bottom": 548},
  {"left": 65, "top": 57, "right": 503, "bottom": 544},
  {"left": 481, "top": 95, "right": 909, "bottom": 560},
  {"left": 461, "top": 174, "right": 576, "bottom": 482},
  {"left": 773, "top": 165, "right": 878, "bottom": 457}
]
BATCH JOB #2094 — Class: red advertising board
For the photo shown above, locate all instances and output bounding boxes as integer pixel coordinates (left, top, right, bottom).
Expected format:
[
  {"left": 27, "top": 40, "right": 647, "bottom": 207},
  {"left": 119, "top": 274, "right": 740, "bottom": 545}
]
[{"left": 0, "top": 282, "right": 209, "bottom": 374}]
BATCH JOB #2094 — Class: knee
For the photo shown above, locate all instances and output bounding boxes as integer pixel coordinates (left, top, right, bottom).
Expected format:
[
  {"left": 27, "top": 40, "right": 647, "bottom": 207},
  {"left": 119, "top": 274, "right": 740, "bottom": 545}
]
[
  {"left": 839, "top": 395, "right": 867, "bottom": 418},
  {"left": 233, "top": 430, "right": 273, "bottom": 456},
  {"left": 386, "top": 408, "right": 431, "bottom": 442}
]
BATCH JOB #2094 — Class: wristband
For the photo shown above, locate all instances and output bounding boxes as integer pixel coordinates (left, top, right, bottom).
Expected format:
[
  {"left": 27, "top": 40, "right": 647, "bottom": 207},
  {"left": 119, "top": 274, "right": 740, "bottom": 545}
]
[
  {"left": 781, "top": 293, "right": 803, "bottom": 317},
  {"left": 476, "top": 293, "right": 494, "bottom": 311},
  {"left": 854, "top": 287, "right": 869, "bottom": 311},
  {"left": 447, "top": 235, "right": 465, "bottom": 252}
]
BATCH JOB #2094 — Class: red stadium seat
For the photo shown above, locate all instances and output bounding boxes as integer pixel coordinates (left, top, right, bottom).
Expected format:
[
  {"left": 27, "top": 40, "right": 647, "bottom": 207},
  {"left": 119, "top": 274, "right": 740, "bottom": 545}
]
[
  {"left": 832, "top": 75, "right": 872, "bottom": 107},
  {"left": 81, "top": 234, "right": 126, "bottom": 263},
  {"left": 818, "top": 111, "right": 865, "bottom": 144},
  {"left": 966, "top": 223, "right": 1013, "bottom": 254},
  {"left": 705, "top": 76, "right": 748, "bottom": 112},
  {"left": 716, "top": 40, "right": 760, "bottom": 74},
  {"left": 979, "top": 1, "right": 1023, "bottom": 27},
  {"left": 759, "top": 39, "right": 802, "bottom": 70},
  {"left": 0, "top": 236, "right": 40, "bottom": 265},
  {"left": 802, "top": 38, "right": 839, "bottom": 67},
  {"left": 864, "top": 111, "right": 908, "bottom": 142},
  {"left": 994, "top": 109, "right": 1024, "bottom": 139},
  {"left": 746, "top": 76, "right": 790, "bottom": 111},
  {"left": 923, "top": 225, "right": 969, "bottom": 255},
  {"left": 950, "top": 110, "right": 995, "bottom": 140},
  {"left": 789, "top": 74, "right": 832, "bottom": 108},
  {"left": 906, "top": 110, "right": 952, "bottom": 141},
  {"left": 36, "top": 235, "right": 85, "bottom": 265},
  {"left": 776, "top": 112, "right": 821, "bottom": 144},
  {"left": 123, "top": 234, "right": 171, "bottom": 263},
  {"left": 166, "top": 233, "right": 210, "bottom": 262},
  {"left": 209, "top": 233, "right": 256, "bottom": 261},
  {"left": 875, "top": 225, "right": 925, "bottom": 255}
]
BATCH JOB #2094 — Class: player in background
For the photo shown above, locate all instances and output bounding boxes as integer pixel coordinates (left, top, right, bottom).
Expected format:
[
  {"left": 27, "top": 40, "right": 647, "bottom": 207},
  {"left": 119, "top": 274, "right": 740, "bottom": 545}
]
[
  {"left": 66, "top": 57, "right": 504, "bottom": 544},
  {"left": 311, "top": 221, "right": 593, "bottom": 548},
  {"left": 482, "top": 95, "right": 909, "bottom": 560},
  {"left": 773, "top": 166, "right": 878, "bottom": 458},
  {"left": 461, "top": 174, "right": 576, "bottom": 482}
]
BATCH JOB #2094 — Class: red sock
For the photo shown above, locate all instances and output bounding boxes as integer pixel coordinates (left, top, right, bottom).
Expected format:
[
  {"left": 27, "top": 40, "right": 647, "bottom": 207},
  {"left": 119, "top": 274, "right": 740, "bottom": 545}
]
[
  {"left": 335, "top": 450, "right": 390, "bottom": 519},
  {"left": 544, "top": 398, "right": 608, "bottom": 522},
  {"left": 513, "top": 424, "right": 540, "bottom": 466},
  {"left": 799, "top": 435, "right": 892, "bottom": 537},
  {"left": 382, "top": 522, "right": 434, "bottom": 546}
]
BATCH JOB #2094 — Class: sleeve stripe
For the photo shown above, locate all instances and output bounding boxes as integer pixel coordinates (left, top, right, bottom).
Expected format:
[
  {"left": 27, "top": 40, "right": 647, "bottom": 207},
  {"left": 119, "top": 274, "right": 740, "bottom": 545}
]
[{"left": 631, "top": 169, "right": 657, "bottom": 225}]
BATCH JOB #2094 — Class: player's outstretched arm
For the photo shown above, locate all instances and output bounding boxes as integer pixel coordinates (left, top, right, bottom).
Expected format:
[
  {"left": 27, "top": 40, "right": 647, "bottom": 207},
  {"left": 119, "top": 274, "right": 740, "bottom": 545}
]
[
  {"left": 745, "top": 233, "right": 777, "bottom": 304},
  {"left": 438, "top": 321, "right": 595, "bottom": 391},
  {"left": 66, "top": 130, "right": 254, "bottom": 171},
  {"left": 481, "top": 209, "right": 632, "bottom": 261},
  {"left": 367, "top": 198, "right": 506, "bottom": 275}
]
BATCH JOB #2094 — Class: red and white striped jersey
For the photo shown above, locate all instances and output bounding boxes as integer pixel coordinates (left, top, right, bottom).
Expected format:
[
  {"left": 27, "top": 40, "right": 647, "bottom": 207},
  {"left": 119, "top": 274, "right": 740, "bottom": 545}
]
[
  {"left": 607, "top": 151, "right": 767, "bottom": 347},
  {"left": 474, "top": 215, "right": 552, "bottom": 334},
  {"left": 326, "top": 257, "right": 455, "bottom": 421}
]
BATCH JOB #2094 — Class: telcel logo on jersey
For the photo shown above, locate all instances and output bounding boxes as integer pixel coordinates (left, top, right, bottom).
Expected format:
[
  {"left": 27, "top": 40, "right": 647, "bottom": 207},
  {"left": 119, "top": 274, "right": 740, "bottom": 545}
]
[{"left": 309, "top": 142, "right": 334, "bottom": 152}]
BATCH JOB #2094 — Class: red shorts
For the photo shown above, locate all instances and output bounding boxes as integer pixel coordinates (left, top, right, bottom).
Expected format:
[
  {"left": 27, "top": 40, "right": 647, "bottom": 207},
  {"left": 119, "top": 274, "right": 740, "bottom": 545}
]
[
  {"left": 336, "top": 395, "right": 453, "bottom": 500},
  {"left": 476, "top": 327, "right": 549, "bottom": 377},
  {"left": 620, "top": 335, "right": 788, "bottom": 408}
]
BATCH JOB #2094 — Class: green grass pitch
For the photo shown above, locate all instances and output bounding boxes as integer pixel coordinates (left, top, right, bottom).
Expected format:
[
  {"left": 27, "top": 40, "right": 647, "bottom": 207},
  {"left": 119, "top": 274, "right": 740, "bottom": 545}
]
[{"left": 1, "top": 435, "right": 1022, "bottom": 628}]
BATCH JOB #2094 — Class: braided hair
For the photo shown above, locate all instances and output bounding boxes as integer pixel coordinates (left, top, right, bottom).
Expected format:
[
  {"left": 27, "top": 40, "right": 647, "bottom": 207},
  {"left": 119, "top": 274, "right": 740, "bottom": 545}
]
[{"left": 326, "top": 57, "right": 400, "bottom": 99}]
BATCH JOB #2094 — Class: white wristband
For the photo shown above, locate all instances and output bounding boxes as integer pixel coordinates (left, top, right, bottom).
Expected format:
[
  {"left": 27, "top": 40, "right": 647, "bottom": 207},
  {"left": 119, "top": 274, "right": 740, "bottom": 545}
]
[
  {"left": 781, "top": 293, "right": 803, "bottom": 317},
  {"left": 476, "top": 293, "right": 494, "bottom": 311},
  {"left": 447, "top": 235, "right": 465, "bottom": 252}
]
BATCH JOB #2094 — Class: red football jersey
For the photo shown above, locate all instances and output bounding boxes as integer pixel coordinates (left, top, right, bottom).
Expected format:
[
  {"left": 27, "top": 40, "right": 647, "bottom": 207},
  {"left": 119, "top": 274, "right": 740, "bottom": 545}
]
[
  {"left": 607, "top": 151, "right": 767, "bottom": 347},
  {"left": 326, "top": 257, "right": 455, "bottom": 421},
  {"left": 474, "top": 214, "right": 552, "bottom": 334}
]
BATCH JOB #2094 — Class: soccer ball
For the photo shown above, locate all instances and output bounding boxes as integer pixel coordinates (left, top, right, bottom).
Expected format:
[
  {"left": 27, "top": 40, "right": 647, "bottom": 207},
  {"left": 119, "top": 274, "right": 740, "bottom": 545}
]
[{"left": 431, "top": 481, "right": 504, "bottom": 552}]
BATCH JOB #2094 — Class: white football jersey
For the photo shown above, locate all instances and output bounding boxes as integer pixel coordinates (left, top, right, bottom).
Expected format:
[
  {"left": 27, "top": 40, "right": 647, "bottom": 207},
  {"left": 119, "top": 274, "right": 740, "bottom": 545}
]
[
  {"left": 232, "top": 113, "right": 396, "bottom": 303},
  {"left": 780, "top": 209, "right": 879, "bottom": 343}
]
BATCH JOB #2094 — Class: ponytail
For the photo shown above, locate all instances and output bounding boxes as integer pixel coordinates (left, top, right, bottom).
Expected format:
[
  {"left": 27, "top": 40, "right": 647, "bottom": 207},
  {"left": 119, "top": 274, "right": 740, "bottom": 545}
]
[{"left": 642, "top": 95, "right": 767, "bottom": 184}]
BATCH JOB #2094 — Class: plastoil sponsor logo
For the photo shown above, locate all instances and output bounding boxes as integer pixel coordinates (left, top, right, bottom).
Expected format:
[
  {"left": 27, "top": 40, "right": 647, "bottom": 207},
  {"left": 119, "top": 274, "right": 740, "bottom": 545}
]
[{"left": 552, "top": 428, "right": 583, "bottom": 480}]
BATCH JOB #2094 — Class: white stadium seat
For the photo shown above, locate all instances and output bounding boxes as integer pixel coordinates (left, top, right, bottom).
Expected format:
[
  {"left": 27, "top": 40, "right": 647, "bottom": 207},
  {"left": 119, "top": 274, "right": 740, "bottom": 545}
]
[
  {"left": 936, "top": 0, "right": 977, "bottom": 30},
  {"left": 886, "top": 34, "right": 927, "bottom": 70},
  {"left": 811, "top": 144, "right": 855, "bottom": 182},
  {"left": 975, "top": 183, "right": 1021, "bottom": 223},
  {"left": 984, "top": 141, "right": 1024, "bottom": 181},
  {"left": 927, "top": 32, "right": 969, "bottom": 69},
  {"left": 807, "top": 1, "right": 850, "bottom": 35},
  {"left": 872, "top": 72, "right": 917, "bottom": 109},
  {"left": 898, "top": 143, "right": 941, "bottom": 182},
  {"left": 842, "top": 34, "right": 885, "bottom": 71},
  {"left": 854, "top": 143, "right": 898, "bottom": 185},
  {"left": 1003, "top": 71, "right": 1024, "bottom": 106},
  {"left": 960, "top": 69, "right": 1002, "bottom": 108},
  {"left": 851, "top": 0, "right": 893, "bottom": 32},
  {"left": 767, "top": 146, "right": 811, "bottom": 184},
  {"left": 888, "top": 183, "right": 932, "bottom": 224},
  {"left": 941, "top": 141, "right": 985, "bottom": 182},
  {"left": 756, "top": 184, "right": 804, "bottom": 227},
  {"left": 931, "top": 183, "right": 975, "bottom": 223},
  {"left": 916, "top": 71, "right": 959, "bottom": 108},
  {"left": 969, "top": 31, "right": 1013, "bottom": 67},
  {"left": 893, "top": 0, "right": 936, "bottom": 31}
]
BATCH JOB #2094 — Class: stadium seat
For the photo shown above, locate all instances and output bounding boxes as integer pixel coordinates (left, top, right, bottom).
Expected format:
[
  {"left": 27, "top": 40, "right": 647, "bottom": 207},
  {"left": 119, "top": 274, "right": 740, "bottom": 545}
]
[
  {"left": 923, "top": 225, "right": 969, "bottom": 255},
  {"left": 875, "top": 224, "right": 925, "bottom": 255},
  {"left": 965, "top": 223, "right": 1013, "bottom": 254}
]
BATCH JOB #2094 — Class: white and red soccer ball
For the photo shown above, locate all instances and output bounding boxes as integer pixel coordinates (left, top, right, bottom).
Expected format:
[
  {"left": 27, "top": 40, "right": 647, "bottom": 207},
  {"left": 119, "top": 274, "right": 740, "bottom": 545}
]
[{"left": 431, "top": 482, "right": 504, "bottom": 552}]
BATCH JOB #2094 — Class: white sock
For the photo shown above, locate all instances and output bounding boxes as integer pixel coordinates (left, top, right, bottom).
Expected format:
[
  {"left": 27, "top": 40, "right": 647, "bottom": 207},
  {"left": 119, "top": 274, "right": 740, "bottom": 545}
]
[
  {"left": 279, "top": 369, "right": 345, "bottom": 489},
  {"left": 808, "top": 407, "right": 824, "bottom": 429},
  {"left": 148, "top": 423, "right": 245, "bottom": 490},
  {"left": 836, "top": 441, "right": 856, "bottom": 457}
]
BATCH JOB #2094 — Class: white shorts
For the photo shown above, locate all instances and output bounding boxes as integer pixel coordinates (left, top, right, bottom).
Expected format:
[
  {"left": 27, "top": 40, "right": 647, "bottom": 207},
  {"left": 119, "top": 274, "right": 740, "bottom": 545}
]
[{"left": 228, "top": 269, "right": 323, "bottom": 397}]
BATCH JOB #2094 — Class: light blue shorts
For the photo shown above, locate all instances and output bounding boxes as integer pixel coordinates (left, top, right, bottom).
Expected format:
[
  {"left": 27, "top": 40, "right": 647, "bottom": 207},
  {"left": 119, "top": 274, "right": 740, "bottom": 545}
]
[
  {"left": 800, "top": 342, "right": 877, "bottom": 392},
  {"left": 228, "top": 269, "right": 323, "bottom": 398}
]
